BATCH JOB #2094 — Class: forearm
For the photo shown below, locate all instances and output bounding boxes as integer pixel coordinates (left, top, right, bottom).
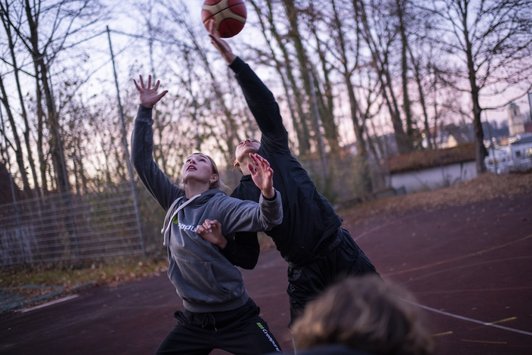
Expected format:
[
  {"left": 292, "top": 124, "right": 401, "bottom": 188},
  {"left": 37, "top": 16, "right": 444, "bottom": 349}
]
[
  {"left": 131, "top": 105, "right": 181, "bottom": 209},
  {"left": 219, "top": 193, "right": 283, "bottom": 234},
  {"left": 229, "top": 57, "right": 287, "bottom": 139},
  {"left": 258, "top": 189, "right": 283, "bottom": 230}
]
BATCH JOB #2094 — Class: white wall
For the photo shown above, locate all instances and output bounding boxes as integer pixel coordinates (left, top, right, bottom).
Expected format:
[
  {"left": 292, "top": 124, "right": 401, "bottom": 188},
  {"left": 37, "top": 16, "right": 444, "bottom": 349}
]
[
  {"left": 509, "top": 141, "right": 532, "bottom": 171},
  {"left": 388, "top": 161, "right": 477, "bottom": 194}
]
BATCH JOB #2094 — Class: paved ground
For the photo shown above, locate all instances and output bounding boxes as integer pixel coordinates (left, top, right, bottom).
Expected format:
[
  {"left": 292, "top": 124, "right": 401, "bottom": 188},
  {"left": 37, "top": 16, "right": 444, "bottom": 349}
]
[{"left": 1, "top": 193, "right": 531, "bottom": 354}]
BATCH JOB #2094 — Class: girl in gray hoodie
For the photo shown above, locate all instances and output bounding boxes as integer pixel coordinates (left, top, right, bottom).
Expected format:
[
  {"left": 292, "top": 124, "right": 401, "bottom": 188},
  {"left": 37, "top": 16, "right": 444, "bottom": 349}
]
[{"left": 132, "top": 75, "right": 283, "bottom": 354}]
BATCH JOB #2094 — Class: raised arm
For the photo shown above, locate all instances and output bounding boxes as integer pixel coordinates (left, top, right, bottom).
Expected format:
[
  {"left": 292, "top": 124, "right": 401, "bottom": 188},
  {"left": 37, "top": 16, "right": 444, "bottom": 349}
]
[
  {"left": 134, "top": 75, "right": 168, "bottom": 108},
  {"left": 204, "top": 153, "right": 282, "bottom": 234},
  {"left": 207, "top": 22, "right": 288, "bottom": 148},
  {"left": 131, "top": 75, "right": 183, "bottom": 210}
]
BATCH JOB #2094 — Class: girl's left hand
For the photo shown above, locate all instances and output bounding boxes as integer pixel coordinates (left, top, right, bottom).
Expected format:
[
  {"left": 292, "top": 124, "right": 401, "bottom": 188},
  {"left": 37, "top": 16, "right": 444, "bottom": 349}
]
[{"left": 248, "top": 153, "right": 274, "bottom": 199}]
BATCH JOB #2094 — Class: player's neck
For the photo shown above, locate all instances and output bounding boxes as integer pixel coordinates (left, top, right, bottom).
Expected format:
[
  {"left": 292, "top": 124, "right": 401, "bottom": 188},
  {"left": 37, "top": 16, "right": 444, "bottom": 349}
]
[{"left": 184, "top": 180, "right": 209, "bottom": 199}]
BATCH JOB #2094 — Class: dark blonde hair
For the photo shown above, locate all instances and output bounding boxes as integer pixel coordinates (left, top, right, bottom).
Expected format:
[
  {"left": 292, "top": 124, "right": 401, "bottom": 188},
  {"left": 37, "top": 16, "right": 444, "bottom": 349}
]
[{"left": 292, "top": 275, "right": 434, "bottom": 355}]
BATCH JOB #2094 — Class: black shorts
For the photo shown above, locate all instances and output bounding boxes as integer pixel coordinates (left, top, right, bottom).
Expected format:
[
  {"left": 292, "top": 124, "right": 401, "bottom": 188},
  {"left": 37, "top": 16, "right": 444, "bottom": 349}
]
[
  {"left": 156, "top": 298, "right": 282, "bottom": 354},
  {"left": 287, "top": 228, "right": 377, "bottom": 324}
]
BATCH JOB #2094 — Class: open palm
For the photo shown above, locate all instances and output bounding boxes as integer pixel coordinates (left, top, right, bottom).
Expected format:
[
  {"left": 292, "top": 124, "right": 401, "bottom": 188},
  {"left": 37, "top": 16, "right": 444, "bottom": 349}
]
[
  {"left": 249, "top": 153, "right": 274, "bottom": 199},
  {"left": 134, "top": 75, "right": 168, "bottom": 108}
]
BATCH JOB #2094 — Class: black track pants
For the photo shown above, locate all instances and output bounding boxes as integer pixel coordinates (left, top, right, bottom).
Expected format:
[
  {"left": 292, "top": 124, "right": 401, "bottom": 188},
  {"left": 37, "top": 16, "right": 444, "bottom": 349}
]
[
  {"left": 287, "top": 228, "right": 378, "bottom": 324},
  {"left": 156, "top": 299, "right": 282, "bottom": 355}
]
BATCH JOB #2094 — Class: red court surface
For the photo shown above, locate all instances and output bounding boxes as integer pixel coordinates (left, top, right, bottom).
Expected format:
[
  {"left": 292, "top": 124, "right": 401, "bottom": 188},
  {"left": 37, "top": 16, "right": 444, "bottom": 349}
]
[{"left": 1, "top": 193, "right": 531, "bottom": 354}]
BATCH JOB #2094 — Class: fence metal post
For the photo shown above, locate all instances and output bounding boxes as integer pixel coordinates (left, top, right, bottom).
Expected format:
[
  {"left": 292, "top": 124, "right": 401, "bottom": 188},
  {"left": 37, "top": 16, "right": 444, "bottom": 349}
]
[{"left": 106, "top": 26, "right": 146, "bottom": 255}]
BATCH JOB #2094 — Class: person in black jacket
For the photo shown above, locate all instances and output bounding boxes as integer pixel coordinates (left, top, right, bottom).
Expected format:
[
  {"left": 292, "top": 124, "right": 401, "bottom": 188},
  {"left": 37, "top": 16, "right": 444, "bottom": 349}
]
[{"left": 203, "top": 21, "right": 378, "bottom": 324}]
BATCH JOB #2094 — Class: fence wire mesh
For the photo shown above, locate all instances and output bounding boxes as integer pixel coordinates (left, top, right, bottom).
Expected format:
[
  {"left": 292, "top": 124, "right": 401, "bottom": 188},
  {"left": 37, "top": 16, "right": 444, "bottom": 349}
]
[{"left": 0, "top": 184, "right": 144, "bottom": 267}]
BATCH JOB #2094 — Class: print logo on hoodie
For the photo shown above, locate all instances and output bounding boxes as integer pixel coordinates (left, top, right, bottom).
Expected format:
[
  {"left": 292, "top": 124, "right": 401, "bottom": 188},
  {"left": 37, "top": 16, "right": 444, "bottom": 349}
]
[{"left": 178, "top": 222, "right": 198, "bottom": 232}]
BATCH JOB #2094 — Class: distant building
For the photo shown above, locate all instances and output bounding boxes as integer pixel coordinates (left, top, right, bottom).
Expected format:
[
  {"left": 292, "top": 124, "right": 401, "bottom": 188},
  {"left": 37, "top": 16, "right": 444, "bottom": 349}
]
[
  {"left": 485, "top": 133, "right": 532, "bottom": 173},
  {"left": 508, "top": 101, "right": 526, "bottom": 136},
  {"left": 508, "top": 133, "right": 532, "bottom": 171},
  {"left": 441, "top": 123, "right": 474, "bottom": 148},
  {"left": 484, "top": 146, "right": 512, "bottom": 174},
  {"left": 385, "top": 144, "right": 477, "bottom": 193}
]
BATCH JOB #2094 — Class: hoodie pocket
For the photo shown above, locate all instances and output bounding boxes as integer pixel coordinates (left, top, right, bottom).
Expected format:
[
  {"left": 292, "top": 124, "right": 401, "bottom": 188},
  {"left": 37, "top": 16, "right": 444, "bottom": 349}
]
[{"left": 170, "top": 256, "right": 244, "bottom": 305}]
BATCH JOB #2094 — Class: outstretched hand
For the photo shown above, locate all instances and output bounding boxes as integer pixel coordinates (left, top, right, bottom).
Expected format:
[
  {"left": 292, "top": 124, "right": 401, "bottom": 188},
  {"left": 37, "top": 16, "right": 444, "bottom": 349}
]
[
  {"left": 248, "top": 153, "right": 275, "bottom": 199},
  {"left": 197, "top": 219, "right": 227, "bottom": 249},
  {"left": 133, "top": 75, "right": 168, "bottom": 108},
  {"left": 206, "top": 19, "right": 236, "bottom": 64}
]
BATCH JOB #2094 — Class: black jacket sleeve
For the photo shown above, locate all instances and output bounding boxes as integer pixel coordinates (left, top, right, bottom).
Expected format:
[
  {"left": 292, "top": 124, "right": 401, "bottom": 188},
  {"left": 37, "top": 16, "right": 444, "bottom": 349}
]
[
  {"left": 219, "top": 232, "right": 260, "bottom": 269},
  {"left": 229, "top": 57, "right": 289, "bottom": 153}
]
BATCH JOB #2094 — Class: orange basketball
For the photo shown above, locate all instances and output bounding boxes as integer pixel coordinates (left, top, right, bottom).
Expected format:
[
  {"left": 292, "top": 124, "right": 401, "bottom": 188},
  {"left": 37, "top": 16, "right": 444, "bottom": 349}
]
[{"left": 202, "top": 0, "right": 247, "bottom": 38}]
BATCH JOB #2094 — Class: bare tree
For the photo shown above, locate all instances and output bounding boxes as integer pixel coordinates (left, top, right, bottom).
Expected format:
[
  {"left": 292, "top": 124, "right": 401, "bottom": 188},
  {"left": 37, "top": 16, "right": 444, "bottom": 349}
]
[
  {"left": 248, "top": 0, "right": 312, "bottom": 155},
  {"left": 325, "top": 0, "right": 374, "bottom": 193},
  {"left": 305, "top": 1, "right": 340, "bottom": 155},
  {"left": 282, "top": 0, "right": 330, "bottom": 184},
  {"left": 428, "top": 0, "right": 532, "bottom": 172},
  {"left": 355, "top": 0, "right": 415, "bottom": 154},
  {"left": 161, "top": 1, "right": 244, "bottom": 166},
  {"left": 0, "top": 2, "right": 40, "bottom": 194},
  {"left": 1, "top": 0, "right": 104, "bottom": 192}
]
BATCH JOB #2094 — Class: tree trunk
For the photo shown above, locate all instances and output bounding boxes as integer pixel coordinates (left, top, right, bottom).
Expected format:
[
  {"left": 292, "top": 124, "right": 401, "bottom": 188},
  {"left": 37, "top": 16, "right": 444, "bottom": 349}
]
[
  {"left": 408, "top": 44, "right": 433, "bottom": 149},
  {"left": 460, "top": 1, "right": 487, "bottom": 173},
  {"left": 25, "top": 0, "right": 70, "bottom": 192},
  {"left": 35, "top": 73, "right": 48, "bottom": 192},
  {"left": 396, "top": 0, "right": 415, "bottom": 144},
  {"left": 333, "top": 0, "right": 372, "bottom": 193},
  {"left": 283, "top": 0, "right": 326, "bottom": 159},
  {"left": 0, "top": 76, "right": 31, "bottom": 191},
  {"left": 356, "top": 0, "right": 412, "bottom": 154},
  {"left": 249, "top": 0, "right": 307, "bottom": 154},
  {"left": 0, "top": 8, "right": 40, "bottom": 195},
  {"left": 309, "top": 1, "right": 340, "bottom": 155},
  {"left": 255, "top": 0, "right": 311, "bottom": 155}
]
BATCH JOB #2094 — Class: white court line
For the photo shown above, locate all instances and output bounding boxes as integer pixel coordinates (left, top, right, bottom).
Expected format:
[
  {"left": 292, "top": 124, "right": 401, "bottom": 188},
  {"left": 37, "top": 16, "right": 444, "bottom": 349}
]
[
  {"left": 409, "top": 301, "right": 532, "bottom": 337},
  {"left": 18, "top": 294, "right": 79, "bottom": 313}
]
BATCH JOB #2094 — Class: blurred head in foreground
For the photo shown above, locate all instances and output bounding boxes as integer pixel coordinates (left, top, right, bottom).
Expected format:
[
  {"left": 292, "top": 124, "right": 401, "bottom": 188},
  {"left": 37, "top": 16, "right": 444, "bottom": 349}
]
[{"left": 291, "top": 275, "right": 434, "bottom": 355}]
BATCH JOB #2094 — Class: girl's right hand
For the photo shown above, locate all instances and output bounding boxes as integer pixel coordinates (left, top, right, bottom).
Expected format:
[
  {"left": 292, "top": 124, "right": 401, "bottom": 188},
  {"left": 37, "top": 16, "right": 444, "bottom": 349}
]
[{"left": 133, "top": 75, "right": 168, "bottom": 108}]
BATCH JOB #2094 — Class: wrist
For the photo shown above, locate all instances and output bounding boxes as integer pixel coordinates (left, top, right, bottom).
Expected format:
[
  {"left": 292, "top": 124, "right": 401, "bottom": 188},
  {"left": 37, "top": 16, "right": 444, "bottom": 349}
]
[
  {"left": 217, "top": 237, "right": 228, "bottom": 249},
  {"left": 262, "top": 188, "right": 275, "bottom": 200},
  {"left": 226, "top": 53, "right": 236, "bottom": 65}
]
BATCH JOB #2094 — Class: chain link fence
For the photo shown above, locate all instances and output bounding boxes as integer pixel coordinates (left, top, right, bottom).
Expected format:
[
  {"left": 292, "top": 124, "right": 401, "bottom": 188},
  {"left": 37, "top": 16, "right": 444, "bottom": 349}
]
[
  {"left": 0, "top": 153, "right": 385, "bottom": 268},
  {"left": 0, "top": 184, "right": 148, "bottom": 267}
]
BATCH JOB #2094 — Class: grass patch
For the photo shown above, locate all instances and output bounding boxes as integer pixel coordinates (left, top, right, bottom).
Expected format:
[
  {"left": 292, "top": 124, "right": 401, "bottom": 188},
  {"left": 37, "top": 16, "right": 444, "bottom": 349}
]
[
  {"left": 343, "top": 171, "right": 532, "bottom": 222},
  {"left": 0, "top": 257, "right": 168, "bottom": 305}
]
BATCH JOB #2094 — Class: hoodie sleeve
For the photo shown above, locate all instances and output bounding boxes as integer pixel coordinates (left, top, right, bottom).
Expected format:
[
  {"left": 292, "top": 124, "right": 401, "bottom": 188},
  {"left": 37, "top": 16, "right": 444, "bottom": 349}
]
[
  {"left": 216, "top": 190, "right": 283, "bottom": 236},
  {"left": 131, "top": 105, "right": 183, "bottom": 210}
]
